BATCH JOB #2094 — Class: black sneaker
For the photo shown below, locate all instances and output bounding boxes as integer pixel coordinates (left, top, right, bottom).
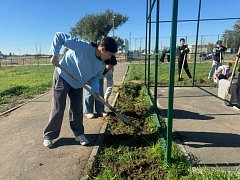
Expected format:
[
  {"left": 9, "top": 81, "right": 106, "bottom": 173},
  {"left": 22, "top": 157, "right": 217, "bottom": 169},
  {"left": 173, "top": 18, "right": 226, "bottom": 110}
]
[{"left": 178, "top": 77, "right": 183, "bottom": 81}]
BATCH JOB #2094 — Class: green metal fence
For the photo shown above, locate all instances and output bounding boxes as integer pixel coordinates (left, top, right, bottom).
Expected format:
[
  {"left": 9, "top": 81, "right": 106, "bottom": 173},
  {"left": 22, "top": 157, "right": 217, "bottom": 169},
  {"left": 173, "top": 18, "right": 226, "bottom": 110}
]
[{"left": 144, "top": 0, "right": 240, "bottom": 164}]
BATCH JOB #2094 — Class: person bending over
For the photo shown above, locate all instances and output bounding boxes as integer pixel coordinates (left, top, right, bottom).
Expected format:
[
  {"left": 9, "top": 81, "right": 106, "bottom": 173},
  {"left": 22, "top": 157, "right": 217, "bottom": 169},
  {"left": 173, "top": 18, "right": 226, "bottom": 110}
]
[{"left": 43, "top": 32, "right": 117, "bottom": 148}]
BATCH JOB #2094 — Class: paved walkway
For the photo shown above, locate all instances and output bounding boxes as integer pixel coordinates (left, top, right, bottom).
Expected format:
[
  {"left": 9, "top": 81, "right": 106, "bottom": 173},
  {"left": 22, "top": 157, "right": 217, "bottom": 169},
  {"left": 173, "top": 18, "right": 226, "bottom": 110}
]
[
  {"left": 156, "top": 87, "right": 240, "bottom": 171},
  {"left": 0, "top": 61, "right": 129, "bottom": 180}
]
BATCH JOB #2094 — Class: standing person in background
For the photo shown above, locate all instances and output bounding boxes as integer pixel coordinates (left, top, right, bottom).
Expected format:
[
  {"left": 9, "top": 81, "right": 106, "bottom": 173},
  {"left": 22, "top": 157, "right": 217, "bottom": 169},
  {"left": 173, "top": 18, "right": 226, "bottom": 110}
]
[
  {"left": 84, "top": 56, "right": 117, "bottom": 119},
  {"left": 159, "top": 47, "right": 170, "bottom": 63},
  {"left": 177, "top": 38, "right": 192, "bottom": 81},
  {"left": 43, "top": 32, "right": 117, "bottom": 148},
  {"left": 208, "top": 40, "right": 227, "bottom": 80}
]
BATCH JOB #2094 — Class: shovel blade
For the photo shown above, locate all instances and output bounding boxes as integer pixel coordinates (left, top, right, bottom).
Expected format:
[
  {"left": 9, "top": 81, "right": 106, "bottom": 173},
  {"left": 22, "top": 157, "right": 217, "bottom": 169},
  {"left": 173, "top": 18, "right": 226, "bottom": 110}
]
[
  {"left": 224, "top": 93, "right": 232, "bottom": 106},
  {"left": 116, "top": 113, "right": 132, "bottom": 126}
]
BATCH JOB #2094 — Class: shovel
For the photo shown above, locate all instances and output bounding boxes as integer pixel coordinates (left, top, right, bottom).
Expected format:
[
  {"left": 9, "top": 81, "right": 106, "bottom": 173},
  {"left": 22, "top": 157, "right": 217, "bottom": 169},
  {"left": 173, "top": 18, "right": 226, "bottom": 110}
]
[
  {"left": 220, "top": 49, "right": 222, "bottom": 64},
  {"left": 224, "top": 47, "right": 240, "bottom": 105},
  {"left": 179, "top": 53, "right": 187, "bottom": 79},
  {"left": 57, "top": 64, "right": 132, "bottom": 126},
  {"left": 214, "top": 49, "right": 223, "bottom": 82}
]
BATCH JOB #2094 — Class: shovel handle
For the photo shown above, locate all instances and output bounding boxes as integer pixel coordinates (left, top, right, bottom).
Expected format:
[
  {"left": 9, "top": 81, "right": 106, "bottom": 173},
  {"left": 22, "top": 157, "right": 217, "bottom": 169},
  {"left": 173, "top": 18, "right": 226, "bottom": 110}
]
[
  {"left": 225, "top": 47, "right": 240, "bottom": 96},
  {"left": 180, "top": 53, "right": 187, "bottom": 78},
  {"left": 229, "top": 47, "right": 240, "bottom": 87},
  {"left": 57, "top": 64, "right": 117, "bottom": 113},
  {"left": 57, "top": 64, "right": 132, "bottom": 125}
]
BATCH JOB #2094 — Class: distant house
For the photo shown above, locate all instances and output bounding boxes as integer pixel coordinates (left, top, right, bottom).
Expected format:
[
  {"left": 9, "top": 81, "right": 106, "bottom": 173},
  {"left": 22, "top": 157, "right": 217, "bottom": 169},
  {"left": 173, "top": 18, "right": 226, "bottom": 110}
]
[
  {"left": 188, "top": 42, "right": 209, "bottom": 58},
  {"left": 226, "top": 48, "right": 232, "bottom": 53}
]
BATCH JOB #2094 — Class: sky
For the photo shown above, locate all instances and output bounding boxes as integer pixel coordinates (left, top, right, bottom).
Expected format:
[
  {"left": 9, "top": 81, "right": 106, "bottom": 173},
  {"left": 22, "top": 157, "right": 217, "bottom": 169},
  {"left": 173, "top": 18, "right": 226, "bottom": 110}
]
[{"left": 0, "top": 0, "right": 240, "bottom": 55}]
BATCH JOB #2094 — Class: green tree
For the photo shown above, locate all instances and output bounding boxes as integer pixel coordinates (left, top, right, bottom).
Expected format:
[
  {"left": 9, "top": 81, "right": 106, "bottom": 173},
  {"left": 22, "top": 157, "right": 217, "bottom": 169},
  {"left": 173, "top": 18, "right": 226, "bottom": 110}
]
[
  {"left": 70, "top": 9, "right": 128, "bottom": 43},
  {"left": 222, "top": 20, "right": 240, "bottom": 52},
  {"left": 207, "top": 42, "right": 214, "bottom": 53},
  {"left": 114, "top": 36, "right": 124, "bottom": 51}
]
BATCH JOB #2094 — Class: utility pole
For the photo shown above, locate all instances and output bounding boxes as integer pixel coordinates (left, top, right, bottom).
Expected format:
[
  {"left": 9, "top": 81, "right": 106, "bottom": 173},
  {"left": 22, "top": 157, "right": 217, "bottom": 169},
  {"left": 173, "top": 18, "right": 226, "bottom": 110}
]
[
  {"left": 129, "top": 33, "right": 131, "bottom": 51},
  {"left": 112, "top": 15, "right": 116, "bottom": 37},
  {"left": 200, "top": 35, "right": 203, "bottom": 62},
  {"left": 35, "top": 43, "right": 38, "bottom": 55},
  {"left": 135, "top": 38, "right": 137, "bottom": 51},
  {"left": 39, "top": 42, "right": 42, "bottom": 55},
  {"left": 140, "top": 37, "right": 142, "bottom": 59}
]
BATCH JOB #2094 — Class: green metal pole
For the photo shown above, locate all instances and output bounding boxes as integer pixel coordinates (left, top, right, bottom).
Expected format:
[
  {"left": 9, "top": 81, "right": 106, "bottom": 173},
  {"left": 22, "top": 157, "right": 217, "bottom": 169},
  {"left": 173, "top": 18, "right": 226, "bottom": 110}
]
[
  {"left": 167, "top": 0, "right": 178, "bottom": 164},
  {"left": 154, "top": 0, "right": 160, "bottom": 109},
  {"left": 192, "top": 0, "right": 202, "bottom": 86},
  {"left": 147, "top": 0, "right": 157, "bottom": 20},
  {"left": 145, "top": 0, "right": 149, "bottom": 86},
  {"left": 147, "top": 0, "right": 152, "bottom": 94}
]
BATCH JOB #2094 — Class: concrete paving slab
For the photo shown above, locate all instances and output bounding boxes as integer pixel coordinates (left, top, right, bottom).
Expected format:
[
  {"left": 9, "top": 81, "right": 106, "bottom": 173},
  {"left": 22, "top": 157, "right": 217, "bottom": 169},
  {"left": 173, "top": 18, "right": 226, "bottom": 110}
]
[{"left": 156, "top": 87, "right": 240, "bottom": 171}]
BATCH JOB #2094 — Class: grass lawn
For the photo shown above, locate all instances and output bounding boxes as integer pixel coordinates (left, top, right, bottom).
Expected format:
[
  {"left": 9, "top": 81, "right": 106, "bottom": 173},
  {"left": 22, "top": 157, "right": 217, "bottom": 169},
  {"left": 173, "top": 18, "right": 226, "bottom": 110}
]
[
  {"left": 125, "top": 62, "right": 217, "bottom": 86},
  {"left": 0, "top": 65, "right": 54, "bottom": 113}
]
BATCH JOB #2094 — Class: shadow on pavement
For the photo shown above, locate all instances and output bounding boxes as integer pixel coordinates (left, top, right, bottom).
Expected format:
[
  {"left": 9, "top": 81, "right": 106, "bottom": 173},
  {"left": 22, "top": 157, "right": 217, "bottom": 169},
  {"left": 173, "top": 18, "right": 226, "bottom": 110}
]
[
  {"left": 196, "top": 162, "right": 240, "bottom": 167},
  {"left": 175, "top": 131, "right": 240, "bottom": 148},
  {"left": 50, "top": 133, "right": 104, "bottom": 148},
  {"left": 161, "top": 109, "right": 215, "bottom": 120}
]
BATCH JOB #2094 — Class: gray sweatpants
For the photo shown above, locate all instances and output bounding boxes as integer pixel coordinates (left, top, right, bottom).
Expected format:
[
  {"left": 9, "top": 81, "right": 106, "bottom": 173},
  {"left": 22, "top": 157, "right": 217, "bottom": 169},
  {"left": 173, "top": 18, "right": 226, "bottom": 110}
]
[{"left": 44, "top": 70, "right": 84, "bottom": 140}]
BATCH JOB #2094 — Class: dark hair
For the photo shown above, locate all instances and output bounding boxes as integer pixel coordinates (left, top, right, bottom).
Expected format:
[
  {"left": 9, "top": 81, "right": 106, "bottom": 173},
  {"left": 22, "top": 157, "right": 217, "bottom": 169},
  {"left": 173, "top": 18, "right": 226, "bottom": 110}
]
[
  {"left": 105, "top": 55, "right": 117, "bottom": 66},
  {"left": 99, "top": 37, "right": 118, "bottom": 53},
  {"left": 180, "top": 38, "right": 185, "bottom": 42},
  {"left": 216, "top": 40, "right": 222, "bottom": 45},
  {"left": 227, "top": 62, "right": 232, "bottom": 67},
  {"left": 90, "top": 42, "right": 98, "bottom": 47}
]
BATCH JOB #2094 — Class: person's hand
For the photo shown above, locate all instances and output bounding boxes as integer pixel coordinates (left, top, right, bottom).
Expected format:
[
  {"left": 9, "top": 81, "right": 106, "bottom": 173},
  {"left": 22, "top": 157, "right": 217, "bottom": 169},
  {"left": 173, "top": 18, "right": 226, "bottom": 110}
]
[
  {"left": 51, "top": 56, "right": 59, "bottom": 66},
  {"left": 184, "top": 48, "right": 188, "bottom": 51},
  {"left": 180, "top": 50, "right": 184, "bottom": 53},
  {"left": 236, "top": 53, "right": 240, "bottom": 58},
  {"left": 105, "top": 98, "right": 109, "bottom": 104}
]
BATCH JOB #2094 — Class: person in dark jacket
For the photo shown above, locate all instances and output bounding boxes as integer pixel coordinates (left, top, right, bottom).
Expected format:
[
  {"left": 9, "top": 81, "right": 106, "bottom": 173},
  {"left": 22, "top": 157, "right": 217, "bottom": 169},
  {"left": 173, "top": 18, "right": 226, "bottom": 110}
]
[
  {"left": 160, "top": 48, "right": 170, "bottom": 63},
  {"left": 208, "top": 40, "right": 227, "bottom": 80},
  {"left": 177, "top": 38, "right": 192, "bottom": 81}
]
